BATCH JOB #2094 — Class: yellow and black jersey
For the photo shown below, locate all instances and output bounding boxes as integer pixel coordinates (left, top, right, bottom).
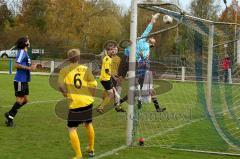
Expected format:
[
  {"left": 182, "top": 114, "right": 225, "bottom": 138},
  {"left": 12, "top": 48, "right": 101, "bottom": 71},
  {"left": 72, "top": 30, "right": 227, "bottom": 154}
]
[
  {"left": 100, "top": 55, "right": 112, "bottom": 81},
  {"left": 111, "top": 55, "right": 121, "bottom": 76},
  {"left": 58, "top": 63, "right": 97, "bottom": 109}
]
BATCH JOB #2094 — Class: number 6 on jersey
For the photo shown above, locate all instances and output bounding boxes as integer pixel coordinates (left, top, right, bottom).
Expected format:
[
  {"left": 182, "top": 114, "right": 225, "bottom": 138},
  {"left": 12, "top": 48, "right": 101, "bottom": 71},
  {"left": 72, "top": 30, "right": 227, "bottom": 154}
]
[{"left": 74, "top": 73, "right": 82, "bottom": 89}]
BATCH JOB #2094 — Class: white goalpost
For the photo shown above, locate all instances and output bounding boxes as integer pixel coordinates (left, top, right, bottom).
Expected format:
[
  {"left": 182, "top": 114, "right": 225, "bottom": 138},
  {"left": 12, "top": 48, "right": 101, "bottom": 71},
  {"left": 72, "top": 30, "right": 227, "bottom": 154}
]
[
  {"left": 126, "top": 0, "right": 240, "bottom": 156},
  {"left": 126, "top": 0, "right": 138, "bottom": 146}
]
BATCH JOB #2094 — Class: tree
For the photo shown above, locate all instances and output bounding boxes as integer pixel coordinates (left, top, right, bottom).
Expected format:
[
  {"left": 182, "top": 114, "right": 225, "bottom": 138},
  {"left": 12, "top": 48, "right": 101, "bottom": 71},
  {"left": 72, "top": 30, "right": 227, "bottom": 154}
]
[
  {"left": 218, "top": 1, "right": 240, "bottom": 59},
  {"left": 219, "top": 1, "right": 240, "bottom": 23},
  {"left": 0, "top": 0, "right": 131, "bottom": 58},
  {"left": 0, "top": 2, "right": 13, "bottom": 31},
  {"left": 20, "top": 0, "right": 50, "bottom": 32},
  {"left": 190, "top": 0, "right": 220, "bottom": 20},
  {"left": 46, "top": 0, "right": 127, "bottom": 55}
]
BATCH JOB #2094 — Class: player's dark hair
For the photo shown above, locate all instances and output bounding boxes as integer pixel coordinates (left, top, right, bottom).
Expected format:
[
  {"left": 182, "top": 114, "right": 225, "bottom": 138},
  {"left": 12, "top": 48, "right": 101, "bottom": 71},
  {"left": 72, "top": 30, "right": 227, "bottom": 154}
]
[
  {"left": 15, "top": 36, "right": 29, "bottom": 50},
  {"left": 104, "top": 40, "right": 117, "bottom": 51},
  {"left": 148, "top": 36, "right": 155, "bottom": 40},
  {"left": 106, "top": 44, "right": 115, "bottom": 51}
]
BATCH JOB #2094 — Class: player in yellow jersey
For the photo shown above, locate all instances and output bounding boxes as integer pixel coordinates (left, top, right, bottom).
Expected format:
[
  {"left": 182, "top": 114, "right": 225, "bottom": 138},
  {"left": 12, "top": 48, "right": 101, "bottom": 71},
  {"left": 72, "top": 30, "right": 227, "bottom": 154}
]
[
  {"left": 97, "top": 44, "right": 118, "bottom": 113},
  {"left": 58, "top": 49, "right": 97, "bottom": 159}
]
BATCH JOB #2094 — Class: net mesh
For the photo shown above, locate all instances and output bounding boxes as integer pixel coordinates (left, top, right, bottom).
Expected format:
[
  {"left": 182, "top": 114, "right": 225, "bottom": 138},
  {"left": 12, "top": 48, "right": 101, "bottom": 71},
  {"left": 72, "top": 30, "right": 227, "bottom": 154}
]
[{"left": 133, "top": 3, "right": 240, "bottom": 155}]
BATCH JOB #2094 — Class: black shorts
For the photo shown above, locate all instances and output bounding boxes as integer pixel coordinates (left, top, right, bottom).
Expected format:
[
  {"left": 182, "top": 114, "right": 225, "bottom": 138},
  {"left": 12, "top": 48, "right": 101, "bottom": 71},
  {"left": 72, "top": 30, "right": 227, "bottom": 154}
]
[
  {"left": 14, "top": 81, "right": 29, "bottom": 97},
  {"left": 67, "top": 104, "right": 93, "bottom": 128},
  {"left": 101, "top": 80, "right": 112, "bottom": 90}
]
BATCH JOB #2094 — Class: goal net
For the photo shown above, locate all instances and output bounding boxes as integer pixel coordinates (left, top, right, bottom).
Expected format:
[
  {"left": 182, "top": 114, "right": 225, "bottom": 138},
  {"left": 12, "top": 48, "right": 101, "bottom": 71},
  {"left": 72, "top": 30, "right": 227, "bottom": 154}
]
[{"left": 132, "top": 2, "right": 240, "bottom": 155}]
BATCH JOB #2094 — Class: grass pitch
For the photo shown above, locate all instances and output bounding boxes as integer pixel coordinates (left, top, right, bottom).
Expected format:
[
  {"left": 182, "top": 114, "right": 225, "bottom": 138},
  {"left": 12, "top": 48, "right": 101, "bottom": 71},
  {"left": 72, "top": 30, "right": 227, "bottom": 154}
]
[{"left": 0, "top": 74, "right": 240, "bottom": 159}]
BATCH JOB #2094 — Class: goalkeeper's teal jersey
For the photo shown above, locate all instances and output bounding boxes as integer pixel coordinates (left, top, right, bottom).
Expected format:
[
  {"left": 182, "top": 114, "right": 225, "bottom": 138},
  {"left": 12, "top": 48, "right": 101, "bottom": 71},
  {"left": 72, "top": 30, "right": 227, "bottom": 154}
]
[{"left": 124, "top": 23, "right": 153, "bottom": 61}]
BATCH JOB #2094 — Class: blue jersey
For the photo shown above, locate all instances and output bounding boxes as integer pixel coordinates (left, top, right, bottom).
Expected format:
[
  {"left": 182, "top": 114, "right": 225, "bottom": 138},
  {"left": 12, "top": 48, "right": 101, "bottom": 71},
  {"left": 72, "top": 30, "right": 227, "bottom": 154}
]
[
  {"left": 14, "top": 49, "right": 31, "bottom": 82},
  {"left": 124, "top": 23, "right": 153, "bottom": 61}
]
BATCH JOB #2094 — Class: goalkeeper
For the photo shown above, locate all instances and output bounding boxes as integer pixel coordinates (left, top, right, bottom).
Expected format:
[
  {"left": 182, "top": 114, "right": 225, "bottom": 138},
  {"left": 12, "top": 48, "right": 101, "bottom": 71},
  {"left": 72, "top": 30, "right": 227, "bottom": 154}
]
[
  {"left": 119, "top": 13, "right": 159, "bottom": 78},
  {"left": 119, "top": 13, "right": 166, "bottom": 112}
]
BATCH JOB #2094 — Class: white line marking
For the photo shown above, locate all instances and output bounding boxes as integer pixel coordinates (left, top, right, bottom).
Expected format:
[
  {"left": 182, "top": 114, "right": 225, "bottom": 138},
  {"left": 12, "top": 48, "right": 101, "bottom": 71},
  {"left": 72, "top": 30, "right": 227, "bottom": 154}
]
[
  {"left": 94, "top": 119, "right": 202, "bottom": 159},
  {"left": 0, "top": 71, "right": 51, "bottom": 76},
  {"left": 0, "top": 100, "right": 59, "bottom": 108},
  {"left": 94, "top": 104, "right": 240, "bottom": 158},
  {"left": 94, "top": 145, "right": 127, "bottom": 159},
  {"left": 145, "top": 119, "right": 203, "bottom": 141}
]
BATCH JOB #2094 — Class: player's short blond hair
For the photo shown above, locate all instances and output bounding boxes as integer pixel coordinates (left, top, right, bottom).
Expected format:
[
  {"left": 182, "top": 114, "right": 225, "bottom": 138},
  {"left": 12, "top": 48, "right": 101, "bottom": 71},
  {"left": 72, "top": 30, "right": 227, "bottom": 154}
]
[{"left": 67, "top": 49, "right": 80, "bottom": 63}]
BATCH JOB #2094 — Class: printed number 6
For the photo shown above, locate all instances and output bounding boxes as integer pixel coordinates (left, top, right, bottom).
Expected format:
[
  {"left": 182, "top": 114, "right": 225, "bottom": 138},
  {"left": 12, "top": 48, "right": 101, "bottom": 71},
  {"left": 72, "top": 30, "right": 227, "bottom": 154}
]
[{"left": 74, "top": 74, "right": 82, "bottom": 89}]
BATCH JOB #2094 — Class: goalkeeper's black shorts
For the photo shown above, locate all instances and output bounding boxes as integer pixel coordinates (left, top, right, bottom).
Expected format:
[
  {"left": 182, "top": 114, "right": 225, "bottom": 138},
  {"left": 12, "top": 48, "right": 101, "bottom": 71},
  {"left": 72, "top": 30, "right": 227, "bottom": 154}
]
[{"left": 67, "top": 104, "right": 93, "bottom": 128}]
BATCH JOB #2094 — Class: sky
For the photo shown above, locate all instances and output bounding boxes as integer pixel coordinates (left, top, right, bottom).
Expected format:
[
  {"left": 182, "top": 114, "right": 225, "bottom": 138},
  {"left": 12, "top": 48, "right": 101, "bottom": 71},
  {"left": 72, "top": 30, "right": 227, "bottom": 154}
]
[
  {"left": 112, "top": 0, "right": 236, "bottom": 12},
  {"left": 3, "top": 0, "right": 237, "bottom": 14},
  {"left": 112, "top": 0, "right": 192, "bottom": 10}
]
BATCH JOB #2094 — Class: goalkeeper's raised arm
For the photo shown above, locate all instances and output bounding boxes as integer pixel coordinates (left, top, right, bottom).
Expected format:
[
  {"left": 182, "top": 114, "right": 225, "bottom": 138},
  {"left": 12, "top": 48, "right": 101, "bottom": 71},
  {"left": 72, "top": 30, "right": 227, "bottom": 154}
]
[
  {"left": 140, "top": 13, "right": 160, "bottom": 40},
  {"left": 137, "top": 13, "right": 160, "bottom": 61}
]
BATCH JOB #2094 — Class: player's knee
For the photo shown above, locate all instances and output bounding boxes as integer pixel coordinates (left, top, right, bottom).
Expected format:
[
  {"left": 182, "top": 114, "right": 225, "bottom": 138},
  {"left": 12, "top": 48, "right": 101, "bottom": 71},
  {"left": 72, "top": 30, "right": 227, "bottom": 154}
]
[
  {"left": 16, "top": 97, "right": 25, "bottom": 105},
  {"left": 24, "top": 97, "right": 29, "bottom": 104},
  {"left": 68, "top": 127, "right": 77, "bottom": 132},
  {"left": 108, "top": 90, "right": 114, "bottom": 98},
  {"left": 85, "top": 122, "right": 91, "bottom": 128},
  {"left": 108, "top": 94, "right": 113, "bottom": 99}
]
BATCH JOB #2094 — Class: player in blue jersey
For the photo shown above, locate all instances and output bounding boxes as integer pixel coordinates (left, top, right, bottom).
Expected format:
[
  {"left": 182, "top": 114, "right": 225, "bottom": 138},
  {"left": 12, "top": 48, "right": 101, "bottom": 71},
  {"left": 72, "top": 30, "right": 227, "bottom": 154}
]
[{"left": 4, "top": 36, "right": 36, "bottom": 127}]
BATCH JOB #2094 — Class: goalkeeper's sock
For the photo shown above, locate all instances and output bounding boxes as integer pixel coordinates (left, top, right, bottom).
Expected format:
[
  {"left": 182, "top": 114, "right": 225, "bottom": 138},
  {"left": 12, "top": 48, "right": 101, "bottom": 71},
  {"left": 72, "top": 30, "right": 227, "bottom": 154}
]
[
  {"left": 8, "top": 102, "right": 24, "bottom": 118},
  {"left": 114, "top": 95, "right": 128, "bottom": 107},
  {"left": 120, "top": 95, "right": 128, "bottom": 104},
  {"left": 69, "top": 129, "right": 82, "bottom": 158},
  {"left": 152, "top": 97, "right": 160, "bottom": 110},
  {"left": 152, "top": 97, "right": 166, "bottom": 112},
  {"left": 138, "top": 100, "right": 142, "bottom": 110},
  {"left": 85, "top": 123, "right": 95, "bottom": 152}
]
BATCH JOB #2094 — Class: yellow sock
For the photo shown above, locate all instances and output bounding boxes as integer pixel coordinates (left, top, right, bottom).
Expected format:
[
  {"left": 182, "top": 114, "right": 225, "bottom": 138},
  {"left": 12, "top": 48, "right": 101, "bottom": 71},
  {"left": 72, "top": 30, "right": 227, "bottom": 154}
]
[
  {"left": 69, "top": 129, "right": 82, "bottom": 158},
  {"left": 85, "top": 123, "right": 95, "bottom": 152}
]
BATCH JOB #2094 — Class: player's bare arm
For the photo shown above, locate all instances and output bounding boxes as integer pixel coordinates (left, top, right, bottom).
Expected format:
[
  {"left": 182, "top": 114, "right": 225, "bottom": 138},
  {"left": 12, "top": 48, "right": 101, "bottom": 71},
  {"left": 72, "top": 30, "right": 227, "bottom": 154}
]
[
  {"left": 15, "top": 63, "right": 36, "bottom": 71},
  {"left": 59, "top": 85, "right": 67, "bottom": 97}
]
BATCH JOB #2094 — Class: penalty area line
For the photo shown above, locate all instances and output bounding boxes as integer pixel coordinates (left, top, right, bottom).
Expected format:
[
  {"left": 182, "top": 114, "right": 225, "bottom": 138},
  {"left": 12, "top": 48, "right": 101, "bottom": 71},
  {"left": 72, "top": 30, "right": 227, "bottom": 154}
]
[
  {"left": 0, "top": 99, "right": 60, "bottom": 108},
  {"left": 94, "top": 145, "right": 128, "bottom": 159}
]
